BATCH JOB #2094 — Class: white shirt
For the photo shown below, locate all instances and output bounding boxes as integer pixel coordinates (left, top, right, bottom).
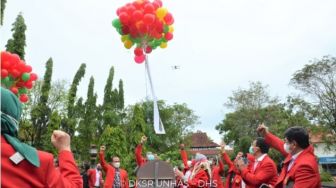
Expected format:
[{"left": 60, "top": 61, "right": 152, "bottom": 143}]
[
  {"left": 95, "top": 169, "right": 101, "bottom": 186},
  {"left": 287, "top": 151, "right": 303, "bottom": 172},
  {"left": 253, "top": 154, "right": 267, "bottom": 172}
]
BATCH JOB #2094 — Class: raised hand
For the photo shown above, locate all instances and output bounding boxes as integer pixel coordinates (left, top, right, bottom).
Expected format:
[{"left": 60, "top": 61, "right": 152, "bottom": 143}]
[
  {"left": 51, "top": 130, "right": 71, "bottom": 152},
  {"left": 257, "top": 123, "right": 269, "bottom": 137},
  {"left": 220, "top": 141, "right": 226, "bottom": 154},
  {"left": 179, "top": 143, "right": 185, "bottom": 150}
]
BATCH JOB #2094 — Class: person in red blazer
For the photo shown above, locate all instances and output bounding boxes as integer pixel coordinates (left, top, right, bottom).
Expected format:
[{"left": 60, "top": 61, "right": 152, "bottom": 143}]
[
  {"left": 1, "top": 131, "right": 83, "bottom": 188},
  {"left": 87, "top": 164, "right": 104, "bottom": 188},
  {"left": 210, "top": 156, "right": 224, "bottom": 188},
  {"left": 257, "top": 124, "right": 321, "bottom": 188},
  {"left": 98, "top": 145, "right": 129, "bottom": 188},
  {"left": 236, "top": 137, "right": 278, "bottom": 188},
  {"left": 220, "top": 143, "right": 254, "bottom": 188},
  {"left": 187, "top": 153, "right": 211, "bottom": 188},
  {"left": 135, "top": 136, "right": 156, "bottom": 167},
  {"left": 1, "top": 87, "right": 83, "bottom": 188}
]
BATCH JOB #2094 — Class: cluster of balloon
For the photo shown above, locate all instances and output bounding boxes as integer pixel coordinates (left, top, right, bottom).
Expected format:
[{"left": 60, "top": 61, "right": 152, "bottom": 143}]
[
  {"left": 112, "top": 0, "right": 174, "bottom": 64},
  {"left": 1, "top": 51, "right": 38, "bottom": 103}
]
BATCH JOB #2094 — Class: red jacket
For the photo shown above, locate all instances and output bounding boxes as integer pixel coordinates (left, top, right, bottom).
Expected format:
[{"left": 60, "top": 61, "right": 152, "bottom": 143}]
[
  {"left": 211, "top": 159, "right": 224, "bottom": 188},
  {"left": 221, "top": 153, "right": 255, "bottom": 188},
  {"left": 180, "top": 149, "right": 190, "bottom": 174},
  {"left": 264, "top": 132, "right": 321, "bottom": 188},
  {"left": 87, "top": 168, "right": 104, "bottom": 188},
  {"left": 1, "top": 136, "right": 82, "bottom": 188},
  {"left": 135, "top": 144, "right": 147, "bottom": 167},
  {"left": 240, "top": 155, "right": 278, "bottom": 188},
  {"left": 188, "top": 169, "right": 210, "bottom": 188},
  {"left": 98, "top": 152, "right": 129, "bottom": 188}
]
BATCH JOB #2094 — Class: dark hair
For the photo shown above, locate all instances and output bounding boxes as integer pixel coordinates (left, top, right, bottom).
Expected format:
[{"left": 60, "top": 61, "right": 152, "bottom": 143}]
[
  {"left": 255, "top": 137, "right": 270, "bottom": 154},
  {"left": 284, "top": 126, "right": 309, "bottom": 149},
  {"left": 111, "top": 156, "right": 120, "bottom": 162}
]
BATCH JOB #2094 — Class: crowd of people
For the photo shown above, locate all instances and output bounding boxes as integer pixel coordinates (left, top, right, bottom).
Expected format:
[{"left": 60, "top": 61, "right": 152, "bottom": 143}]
[{"left": 1, "top": 87, "right": 321, "bottom": 188}]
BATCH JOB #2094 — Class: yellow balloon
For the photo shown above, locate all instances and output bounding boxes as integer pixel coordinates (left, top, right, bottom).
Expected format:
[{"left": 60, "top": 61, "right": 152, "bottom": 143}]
[
  {"left": 168, "top": 26, "right": 174, "bottom": 33},
  {"left": 160, "top": 42, "right": 167, "bottom": 49},
  {"left": 156, "top": 8, "right": 168, "bottom": 20},
  {"left": 121, "top": 35, "right": 128, "bottom": 42},
  {"left": 124, "top": 40, "right": 133, "bottom": 49}
]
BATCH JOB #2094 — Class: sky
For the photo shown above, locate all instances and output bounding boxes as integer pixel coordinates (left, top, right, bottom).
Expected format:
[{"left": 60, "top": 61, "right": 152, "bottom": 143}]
[{"left": 1, "top": 0, "right": 336, "bottom": 144}]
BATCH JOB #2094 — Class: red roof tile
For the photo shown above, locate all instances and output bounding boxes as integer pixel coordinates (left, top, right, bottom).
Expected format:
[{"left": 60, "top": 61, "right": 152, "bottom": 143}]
[{"left": 191, "top": 131, "right": 220, "bottom": 148}]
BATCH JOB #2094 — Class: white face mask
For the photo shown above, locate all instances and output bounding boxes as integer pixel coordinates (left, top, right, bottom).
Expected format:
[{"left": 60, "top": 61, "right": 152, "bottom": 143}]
[
  {"left": 283, "top": 143, "right": 291, "bottom": 153},
  {"left": 113, "top": 162, "right": 120, "bottom": 168}
]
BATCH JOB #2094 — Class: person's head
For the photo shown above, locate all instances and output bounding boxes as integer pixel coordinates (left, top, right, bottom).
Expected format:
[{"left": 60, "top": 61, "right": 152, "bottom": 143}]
[
  {"left": 96, "top": 164, "right": 102, "bottom": 171},
  {"left": 209, "top": 158, "right": 217, "bottom": 168},
  {"left": 146, "top": 152, "right": 155, "bottom": 161},
  {"left": 187, "top": 160, "right": 192, "bottom": 168},
  {"left": 284, "top": 126, "right": 309, "bottom": 155},
  {"left": 1, "top": 88, "right": 22, "bottom": 137},
  {"left": 249, "top": 137, "right": 269, "bottom": 156},
  {"left": 111, "top": 156, "right": 121, "bottom": 168},
  {"left": 83, "top": 162, "right": 90, "bottom": 172}
]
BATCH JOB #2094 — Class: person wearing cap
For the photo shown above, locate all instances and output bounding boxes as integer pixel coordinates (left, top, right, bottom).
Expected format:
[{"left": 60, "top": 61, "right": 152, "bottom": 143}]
[
  {"left": 98, "top": 145, "right": 129, "bottom": 188},
  {"left": 257, "top": 124, "right": 320, "bottom": 188},
  {"left": 188, "top": 153, "right": 211, "bottom": 188},
  {"left": 1, "top": 87, "right": 82, "bottom": 187}
]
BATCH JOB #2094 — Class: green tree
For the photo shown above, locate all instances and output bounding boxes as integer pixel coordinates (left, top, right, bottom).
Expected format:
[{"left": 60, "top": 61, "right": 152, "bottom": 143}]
[
  {"left": 77, "top": 76, "right": 98, "bottom": 161},
  {"left": 216, "top": 82, "right": 312, "bottom": 163},
  {"left": 1, "top": 0, "right": 7, "bottom": 25},
  {"left": 62, "top": 63, "right": 86, "bottom": 136},
  {"left": 118, "top": 80, "right": 124, "bottom": 110},
  {"left": 6, "top": 13, "right": 26, "bottom": 60},
  {"left": 290, "top": 56, "right": 336, "bottom": 133},
  {"left": 30, "top": 58, "right": 53, "bottom": 149},
  {"left": 19, "top": 79, "right": 67, "bottom": 146}
]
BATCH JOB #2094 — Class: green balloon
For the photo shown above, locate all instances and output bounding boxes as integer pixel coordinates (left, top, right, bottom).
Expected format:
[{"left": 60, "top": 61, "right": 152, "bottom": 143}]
[
  {"left": 163, "top": 25, "right": 169, "bottom": 33},
  {"left": 112, "top": 19, "right": 122, "bottom": 29},
  {"left": 19, "top": 87, "right": 27, "bottom": 94},
  {"left": 22, "top": 73, "right": 30, "bottom": 82},
  {"left": 117, "top": 28, "right": 123, "bottom": 35}
]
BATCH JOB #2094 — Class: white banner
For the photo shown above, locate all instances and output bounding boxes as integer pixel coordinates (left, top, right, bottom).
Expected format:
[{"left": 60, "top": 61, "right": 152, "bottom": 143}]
[{"left": 145, "top": 55, "right": 166, "bottom": 134}]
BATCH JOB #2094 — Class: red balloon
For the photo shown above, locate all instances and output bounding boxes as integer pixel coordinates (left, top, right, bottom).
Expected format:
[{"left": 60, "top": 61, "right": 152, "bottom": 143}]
[
  {"left": 25, "top": 81, "right": 33, "bottom": 89},
  {"left": 143, "top": 14, "right": 155, "bottom": 25},
  {"left": 155, "top": 0, "right": 163, "bottom": 7},
  {"left": 164, "top": 13, "right": 174, "bottom": 25},
  {"left": 24, "top": 65, "right": 32, "bottom": 72},
  {"left": 1, "top": 61, "right": 11, "bottom": 69},
  {"left": 138, "top": 22, "right": 147, "bottom": 35},
  {"left": 11, "top": 69, "right": 21, "bottom": 78},
  {"left": 144, "top": 4, "right": 155, "bottom": 13},
  {"left": 16, "top": 81, "right": 25, "bottom": 87},
  {"left": 145, "top": 46, "right": 152, "bottom": 54},
  {"left": 30, "top": 73, "right": 38, "bottom": 81},
  {"left": 1, "top": 69, "right": 8, "bottom": 78},
  {"left": 134, "top": 47, "right": 144, "bottom": 56},
  {"left": 132, "top": 11, "right": 143, "bottom": 21},
  {"left": 126, "top": 5, "right": 136, "bottom": 15},
  {"left": 132, "top": 1, "right": 143, "bottom": 9},
  {"left": 17, "top": 61, "right": 26, "bottom": 72},
  {"left": 119, "top": 12, "right": 130, "bottom": 24},
  {"left": 117, "top": 7, "right": 127, "bottom": 16},
  {"left": 19, "top": 94, "right": 29, "bottom": 103},
  {"left": 134, "top": 55, "right": 145, "bottom": 64},
  {"left": 10, "top": 87, "right": 19, "bottom": 94},
  {"left": 122, "top": 26, "right": 130, "bottom": 35},
  {"left": 165, "top": 32, "right": 173, "bottom": 41},
  {"left": 152, "top": 1, "right": 160, "bottom": 9}
]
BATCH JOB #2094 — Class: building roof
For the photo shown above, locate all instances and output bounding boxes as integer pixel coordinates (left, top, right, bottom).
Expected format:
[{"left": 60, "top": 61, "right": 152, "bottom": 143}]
[
  {"left": 189, "top": 149, "right": 220, "bottom": 156},
  {"left": 310, "top": 132, "right": 335, "bottom": 144},
  {"left": 190, "top": 131, "right": 220, "bottom": 148}
]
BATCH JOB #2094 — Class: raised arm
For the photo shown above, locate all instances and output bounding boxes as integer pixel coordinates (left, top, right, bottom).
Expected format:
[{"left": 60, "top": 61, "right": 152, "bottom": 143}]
[
  {"left": 98, "top": 145, "right": 109, "bottom": 172},
  {"left": 257, "top": 124, "right": 288, "bottom": 157},
  {"left": 180, "top": 144, "right": 189, "bottom": 170}
]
